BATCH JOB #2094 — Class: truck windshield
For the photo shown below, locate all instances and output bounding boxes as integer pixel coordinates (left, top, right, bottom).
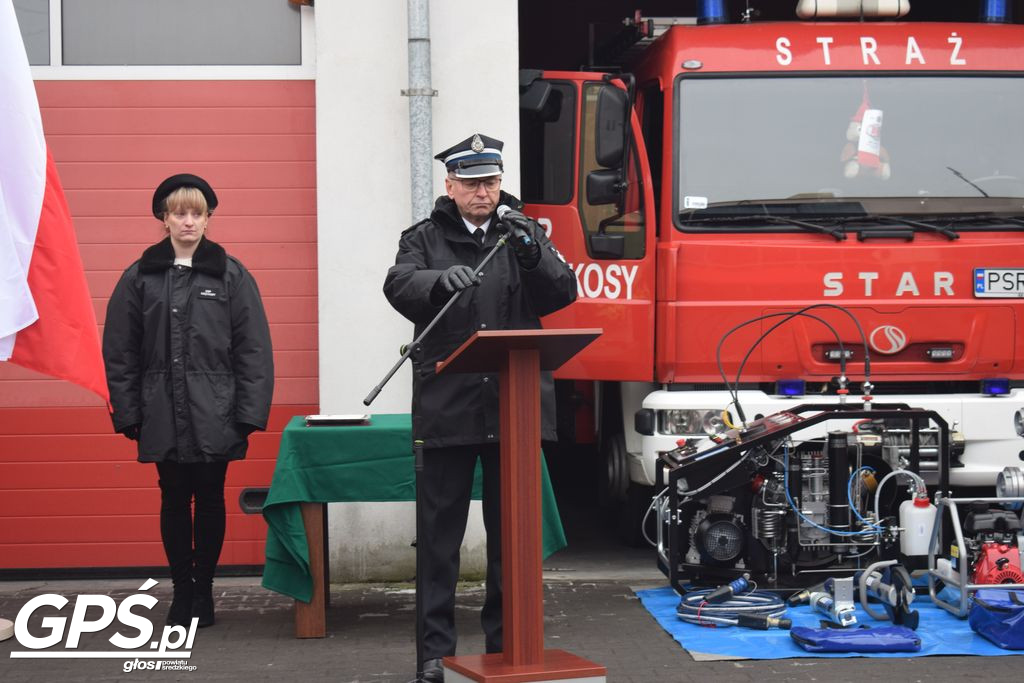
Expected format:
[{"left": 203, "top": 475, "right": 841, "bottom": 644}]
[{"left": 676, "top": 75, "right": 1024, "bottom": 225}]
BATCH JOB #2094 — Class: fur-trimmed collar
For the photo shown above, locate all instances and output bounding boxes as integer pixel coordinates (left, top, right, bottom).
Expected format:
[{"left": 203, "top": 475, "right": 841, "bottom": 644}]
[{"left": 139, "top": 237, "right": 227, "bottom": 276}]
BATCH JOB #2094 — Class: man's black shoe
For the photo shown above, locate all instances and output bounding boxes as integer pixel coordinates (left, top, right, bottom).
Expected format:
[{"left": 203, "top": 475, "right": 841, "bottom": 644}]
[{"left": 421, "top": 657, "right": 444, "bottom": 682}]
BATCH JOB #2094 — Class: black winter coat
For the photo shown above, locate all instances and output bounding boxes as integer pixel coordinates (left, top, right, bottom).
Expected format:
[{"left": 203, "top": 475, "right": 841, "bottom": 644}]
[
  {"left": 103, "top": 237, "right": 274, "bottom": 463},
  {"left": 383, "top": 193, "right": 577, "bottom": 448}
]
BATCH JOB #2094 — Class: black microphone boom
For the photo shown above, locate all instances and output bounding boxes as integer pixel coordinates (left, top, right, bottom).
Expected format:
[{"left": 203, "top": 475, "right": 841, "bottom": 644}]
[{"left": 363, "top": 228, "right": 514, "bottom": 406}]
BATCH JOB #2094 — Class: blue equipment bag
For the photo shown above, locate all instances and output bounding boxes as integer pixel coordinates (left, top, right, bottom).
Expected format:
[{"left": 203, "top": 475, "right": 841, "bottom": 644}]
[
  {"left": 790, "top": 625, "right": 921, "bottom": 653},
  {"left": 968, "top": 589, "right": 1024, "bottom": 650}
]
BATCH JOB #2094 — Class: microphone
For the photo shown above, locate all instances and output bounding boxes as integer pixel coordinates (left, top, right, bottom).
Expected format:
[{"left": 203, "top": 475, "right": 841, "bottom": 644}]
[{"left": 496, "top": 205, "right": 533, "bottom": 245}]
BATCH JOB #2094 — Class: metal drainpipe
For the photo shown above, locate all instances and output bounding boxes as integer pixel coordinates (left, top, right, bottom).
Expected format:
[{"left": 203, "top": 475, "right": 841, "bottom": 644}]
[{"left": 405, "top": 0, "right": 436, "bottom": 222}]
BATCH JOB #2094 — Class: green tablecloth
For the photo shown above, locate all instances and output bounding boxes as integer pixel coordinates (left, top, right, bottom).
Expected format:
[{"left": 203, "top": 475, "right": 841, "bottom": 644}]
[{"left": 261, "top": 414, "right": 567, "bottom": 602}]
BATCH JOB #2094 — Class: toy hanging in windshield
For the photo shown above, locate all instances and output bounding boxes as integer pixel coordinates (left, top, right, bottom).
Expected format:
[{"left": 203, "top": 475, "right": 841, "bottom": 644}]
[{"left": 841, "top": 83, "right": 892, "bottom": 180}]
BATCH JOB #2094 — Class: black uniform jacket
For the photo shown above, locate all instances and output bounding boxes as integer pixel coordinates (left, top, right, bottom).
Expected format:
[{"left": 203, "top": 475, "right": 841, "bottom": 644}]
[
  {"left": 383, "top": 193, "right": 578, "bottom": 448},
  {"left": 103, "top": 237, "right": 274, "bottom": 463}
]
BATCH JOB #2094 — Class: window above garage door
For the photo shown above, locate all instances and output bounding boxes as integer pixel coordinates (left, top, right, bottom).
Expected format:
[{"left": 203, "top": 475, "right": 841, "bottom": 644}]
[{"left": 14, "top": 0, "right": 314, "bottom": 78}]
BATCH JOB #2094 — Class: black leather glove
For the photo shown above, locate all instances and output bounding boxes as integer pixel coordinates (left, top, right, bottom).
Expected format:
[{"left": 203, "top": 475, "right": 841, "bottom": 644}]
[
  {"left": 236, "top": 422, "right": 259, "bottom": 437},
  {"left": 120, "top": 424, "right": 141, "bottom": 441},
  {"left": 430, "top": 264, "right": 480, "bottom": 304},
  {"left": 499, "top": 209, "right": 542, "bottom": 269},
  {"left": 512, "top": 229, "right": 542, "bottom": 269}
]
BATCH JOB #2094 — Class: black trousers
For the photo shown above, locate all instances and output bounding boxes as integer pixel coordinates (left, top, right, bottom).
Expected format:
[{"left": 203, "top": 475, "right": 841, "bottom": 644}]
[
  {"left": 155, "top": 461, "right": 229, "bottom": 592},
  {"left": 420, "top": 444, "right": 502, "bottom": 660}
]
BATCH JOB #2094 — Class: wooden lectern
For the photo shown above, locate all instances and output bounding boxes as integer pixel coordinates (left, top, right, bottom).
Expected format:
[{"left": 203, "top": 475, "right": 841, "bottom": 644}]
[{"left": 435, "top": 328, "right": 606, "bottom": 683}]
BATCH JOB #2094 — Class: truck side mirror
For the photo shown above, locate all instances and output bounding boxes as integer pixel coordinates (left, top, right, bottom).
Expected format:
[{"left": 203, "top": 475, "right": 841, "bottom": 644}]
[
  {"left": 519, "top": 79, "right": 552, "bottom": 115},
  {"left": 595, "top": 85, "right": 627, "bottom": 169},
  {"left": 588, "top": 231, "right": 626, "bottom": 259},
  {"left": 586, "top": 168, "right": 621, "bottom": 205},
  {"left": 587, "top": 159, "right": 627, "bottom": 258}
]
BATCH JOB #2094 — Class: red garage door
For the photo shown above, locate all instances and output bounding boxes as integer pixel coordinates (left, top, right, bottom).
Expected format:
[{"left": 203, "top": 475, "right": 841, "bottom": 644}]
[{"left": 0, "top": 80, "right": 318, "bottom": 571}]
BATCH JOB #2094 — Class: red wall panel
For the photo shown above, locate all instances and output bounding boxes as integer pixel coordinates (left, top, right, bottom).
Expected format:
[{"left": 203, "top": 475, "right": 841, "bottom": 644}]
[{"left": 0, "top": 80, "right": 318, "bottom": 571}]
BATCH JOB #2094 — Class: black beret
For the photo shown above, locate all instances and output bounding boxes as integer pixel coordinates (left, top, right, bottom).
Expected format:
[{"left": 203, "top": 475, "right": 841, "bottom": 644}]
[{"left": 152, "top": 173, "right": 218, "bottom": 219}]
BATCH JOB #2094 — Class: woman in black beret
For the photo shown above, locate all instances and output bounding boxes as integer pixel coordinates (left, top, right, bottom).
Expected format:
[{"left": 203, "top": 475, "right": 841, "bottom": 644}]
[{"left": 103, "top": 174, "right": 274, "bottom": 628}]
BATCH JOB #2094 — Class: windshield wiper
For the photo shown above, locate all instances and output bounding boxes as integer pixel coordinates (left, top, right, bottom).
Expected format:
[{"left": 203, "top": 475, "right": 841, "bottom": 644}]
[
  {"left": 856, "top": 215, "right": 959, "bottom": 240},
  {"left": 679, "top": 212, "right": 846, "bottom": 240},
  {"left": 943, "top": 214, "right": 1024, "bottom": 229},
  {"left": 763, "top": 215, "right": 846, "bottom": 240},
  {"left": 947, "top": 166, "right": 989, "bottom": 197}
]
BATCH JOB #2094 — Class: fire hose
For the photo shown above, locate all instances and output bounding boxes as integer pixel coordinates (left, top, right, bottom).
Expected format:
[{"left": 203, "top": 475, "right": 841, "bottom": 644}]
[{"left": 676, "top": 575, "right": 790, "bottom": 629}]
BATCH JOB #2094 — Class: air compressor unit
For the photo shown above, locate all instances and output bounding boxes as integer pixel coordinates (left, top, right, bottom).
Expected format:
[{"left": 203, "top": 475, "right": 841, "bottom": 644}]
[{"left": 654, "top": 402, "right": 956, "bottom": 594}]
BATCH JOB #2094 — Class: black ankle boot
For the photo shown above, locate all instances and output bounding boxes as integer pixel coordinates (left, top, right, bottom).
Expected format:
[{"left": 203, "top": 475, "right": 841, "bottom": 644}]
[
  {"left": 166, "top": 583, "right": 193, "bottom": 627},
  {"left": 191, "top": 583, "right": 215, "bottom": 627}
]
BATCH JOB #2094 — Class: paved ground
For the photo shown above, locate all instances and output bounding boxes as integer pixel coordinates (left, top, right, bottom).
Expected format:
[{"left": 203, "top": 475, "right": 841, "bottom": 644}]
[
  {"left": 3, "top": 500, "right": 1024, "bottom": 681},
  {"left": 4, "top": 573, "right": 1024, "bottom": 682}
]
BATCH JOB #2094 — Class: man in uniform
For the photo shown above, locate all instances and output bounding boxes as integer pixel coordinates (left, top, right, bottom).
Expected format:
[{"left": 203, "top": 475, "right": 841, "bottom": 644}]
[{"left": 383, "top": 133, "right": 577, "bottom": 682}]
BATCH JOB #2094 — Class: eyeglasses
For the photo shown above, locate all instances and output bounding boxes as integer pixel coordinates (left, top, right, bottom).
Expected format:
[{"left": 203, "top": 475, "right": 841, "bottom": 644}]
[{"left": 450, "top": 176, "right": 501, "bottom": 191}]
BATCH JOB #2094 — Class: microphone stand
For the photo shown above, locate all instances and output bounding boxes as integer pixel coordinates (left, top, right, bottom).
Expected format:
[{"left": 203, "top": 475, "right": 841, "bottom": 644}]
[
  {"left": 363, "top": 229, "right": 512, "bottom": 407},
  {"left": 363, "top": 228, "right": 512, "bottom": 683}
]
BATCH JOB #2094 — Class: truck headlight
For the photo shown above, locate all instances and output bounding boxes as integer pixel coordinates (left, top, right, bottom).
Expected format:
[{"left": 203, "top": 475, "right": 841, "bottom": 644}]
[
  {"left": 659, "top": 409, "right": 729, "bottom": 437},
  {"left": 1014, "top": 408, "right": 1024, "bottom": 437}
]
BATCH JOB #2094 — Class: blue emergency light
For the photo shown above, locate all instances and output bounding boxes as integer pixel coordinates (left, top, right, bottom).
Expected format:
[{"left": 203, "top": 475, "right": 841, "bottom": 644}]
[
  {"left": 697, "top": 0, "right": 728, "bottom": 25},
  {"left": 981, "top": 378, "right": 1010, "bottom": 396},
  {"left": 980, "top": 0, "right": 1012, "bottom": 23},
  {"left": 776, "top": 379, "right": 806, "bottom": 397}
]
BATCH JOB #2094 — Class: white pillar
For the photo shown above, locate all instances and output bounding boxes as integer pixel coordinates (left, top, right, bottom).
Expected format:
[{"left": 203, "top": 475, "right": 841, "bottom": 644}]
[{"left": 314, "top": 0, "right": 520, "bottom": 581}]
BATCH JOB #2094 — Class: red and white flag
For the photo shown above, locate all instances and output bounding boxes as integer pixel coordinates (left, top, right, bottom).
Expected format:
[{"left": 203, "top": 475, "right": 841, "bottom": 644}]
[{"left": 0, "top": 1, "right": 109, "bottom": 404}]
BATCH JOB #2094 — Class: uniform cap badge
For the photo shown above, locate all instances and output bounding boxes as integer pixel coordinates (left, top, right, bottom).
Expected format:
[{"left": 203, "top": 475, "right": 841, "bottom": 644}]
[{"left": 470, "top": 134, "right": 485, "bottom": 153}]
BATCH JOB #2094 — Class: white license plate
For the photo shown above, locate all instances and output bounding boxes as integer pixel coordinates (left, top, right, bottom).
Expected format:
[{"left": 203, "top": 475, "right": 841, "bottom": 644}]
[{"left": 974, "top": 268, "right": 1024, "bottom": 298}]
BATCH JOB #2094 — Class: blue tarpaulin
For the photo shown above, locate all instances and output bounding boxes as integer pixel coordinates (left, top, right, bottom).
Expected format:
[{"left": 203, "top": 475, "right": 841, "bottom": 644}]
[{"left": 635, "top": 586, "right": 1018, "bottom": 659}]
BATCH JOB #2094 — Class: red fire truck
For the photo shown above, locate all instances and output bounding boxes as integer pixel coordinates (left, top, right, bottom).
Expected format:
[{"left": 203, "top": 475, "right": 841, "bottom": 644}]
[{"left": 520, "top": 3, "right": 1024, "bottom": 538}]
